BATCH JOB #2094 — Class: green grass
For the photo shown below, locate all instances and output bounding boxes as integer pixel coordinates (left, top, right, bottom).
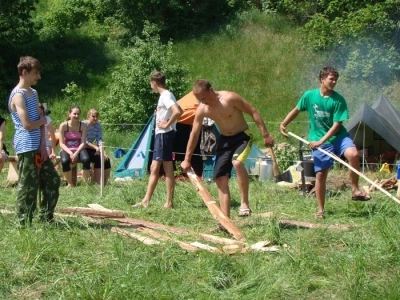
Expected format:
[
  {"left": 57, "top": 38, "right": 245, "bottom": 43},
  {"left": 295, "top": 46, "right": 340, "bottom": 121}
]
[
  {"left": 2, "top": 167, "right": 400, "bottom": 299},
  {"left": 2, "top": 9, "right": 400, "bottom": 299}
]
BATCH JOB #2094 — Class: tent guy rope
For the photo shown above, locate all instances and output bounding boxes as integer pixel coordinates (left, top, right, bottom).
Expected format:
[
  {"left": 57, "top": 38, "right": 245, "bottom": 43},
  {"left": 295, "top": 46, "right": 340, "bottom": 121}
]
[{"left": 288, "top": 131, "right": 400, "bottom": 205}]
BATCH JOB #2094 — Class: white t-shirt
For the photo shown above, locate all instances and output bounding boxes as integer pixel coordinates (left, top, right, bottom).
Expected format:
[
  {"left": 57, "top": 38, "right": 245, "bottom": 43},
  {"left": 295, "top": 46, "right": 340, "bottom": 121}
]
[
  {"left": 155, "top": 90, "right": 178, "bottom": 134},
  {"left": 44, "top": 116, "right": 52, "bottom": 148}
]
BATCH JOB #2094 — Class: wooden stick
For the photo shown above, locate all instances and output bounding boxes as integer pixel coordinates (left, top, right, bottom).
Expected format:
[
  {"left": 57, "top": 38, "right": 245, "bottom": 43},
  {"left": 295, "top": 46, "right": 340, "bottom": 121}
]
[
  {"left": 186, "top": 168, "right": 245, "bottom": 241},
  {"left": 267, "top": 147, "right": 280, "bottom": 176},
  {"left": 288, "top": 132, "right": 400, "bottom": 205},
  {"left": 100, "top": 143, "right": 105, "bottom": 196}
]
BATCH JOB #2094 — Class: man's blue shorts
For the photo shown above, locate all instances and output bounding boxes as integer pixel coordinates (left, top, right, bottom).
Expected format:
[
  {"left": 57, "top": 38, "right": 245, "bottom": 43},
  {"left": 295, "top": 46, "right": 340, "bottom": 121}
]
[
  {"left": 312, "top": 135, "right": 355, "bottom": 172},
  {"left": 153, "top": 130, "right": 175, "bottom": 161}
]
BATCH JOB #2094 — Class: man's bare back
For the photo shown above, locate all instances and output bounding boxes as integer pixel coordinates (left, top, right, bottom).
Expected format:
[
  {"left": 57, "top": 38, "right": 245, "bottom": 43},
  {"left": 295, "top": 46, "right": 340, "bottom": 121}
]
[{"left": 197, "top": 91, "right": 249, "bottom": 136}]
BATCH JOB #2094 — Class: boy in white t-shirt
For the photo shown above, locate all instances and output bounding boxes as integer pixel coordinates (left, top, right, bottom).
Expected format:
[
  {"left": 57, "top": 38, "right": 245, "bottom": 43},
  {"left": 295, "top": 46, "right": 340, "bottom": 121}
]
[
  {"left": 39, "top": 104, "right": 57, "bottom": 158},
  {"left": 132, "top": 71, "right": 183, "bottom": 209}
]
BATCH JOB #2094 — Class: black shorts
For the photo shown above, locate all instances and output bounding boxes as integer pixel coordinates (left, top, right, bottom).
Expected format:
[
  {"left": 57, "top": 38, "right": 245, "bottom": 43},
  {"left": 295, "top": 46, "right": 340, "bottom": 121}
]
[
  {"left": 153, "top": 130, "right": 175, "bottom": 161},
  {"left": 213, "top": 130, "right": 253, "bottom": 178}
]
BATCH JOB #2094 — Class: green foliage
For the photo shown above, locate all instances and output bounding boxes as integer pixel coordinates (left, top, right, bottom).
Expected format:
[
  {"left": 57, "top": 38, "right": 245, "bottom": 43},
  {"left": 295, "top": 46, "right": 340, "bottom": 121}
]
[
  {"left": 259, "top": 0, "right": 400, "bottom": 84},
  {"left": 0, "top": 0, "right": 39, "bottom": 107},
  {"left": 99, "top": 24, "right": 189, "bottom": 126}
]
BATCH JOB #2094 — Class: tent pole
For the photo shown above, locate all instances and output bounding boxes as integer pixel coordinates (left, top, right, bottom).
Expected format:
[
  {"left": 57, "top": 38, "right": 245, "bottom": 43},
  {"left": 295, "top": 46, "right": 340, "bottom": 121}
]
[{"left": 362, "top": 122, "right": 365, "bottom": 173}]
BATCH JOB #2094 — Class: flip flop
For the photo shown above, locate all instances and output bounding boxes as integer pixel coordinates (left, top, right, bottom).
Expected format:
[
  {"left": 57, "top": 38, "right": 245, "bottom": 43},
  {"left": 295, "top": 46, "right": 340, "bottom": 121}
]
[
  {"left": 314, "top": 211, "right": 324, "bottom": 219},
  {"left": 238, "top": 208, "right": 251, "bottom": 217},
  {"left": 351, "top": 192, "right": 371, "bottom": 201}
]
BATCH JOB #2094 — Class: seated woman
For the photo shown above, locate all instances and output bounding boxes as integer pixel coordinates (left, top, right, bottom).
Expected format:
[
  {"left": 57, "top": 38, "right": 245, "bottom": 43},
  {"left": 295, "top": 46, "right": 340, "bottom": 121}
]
[
  {"left": 59, "top": 106, "right": 91, "bottom": 187},
  {"left": 0, "top": 114, "right": 9, "bottom": 172},
  {"left": 83, "top": 108, "right": 111, "bottom": 185}
]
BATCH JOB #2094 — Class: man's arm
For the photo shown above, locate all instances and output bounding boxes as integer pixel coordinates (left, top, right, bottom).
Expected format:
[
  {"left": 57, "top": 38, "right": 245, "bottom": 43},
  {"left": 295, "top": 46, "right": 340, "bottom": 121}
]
[
  {"left": 12, "top": 94, "right": 46, "bottom": 130},
  {"left": 280, "top": 107, "right": 301, "bottom": 137},
  {"left": 181, "top": 110, "right": 204, "bottom": 172},
  {"left": 309, "top": 122, "right": 342, "bottom": 149},
  {"left": 0, "top": 121, "right": 5, "bottom": 154},
  {"left": 158, "top": 104, "right": 183, "bottom": 129},
  {"left": 234, "top": 95, "right": 273, "bottom": 147}
]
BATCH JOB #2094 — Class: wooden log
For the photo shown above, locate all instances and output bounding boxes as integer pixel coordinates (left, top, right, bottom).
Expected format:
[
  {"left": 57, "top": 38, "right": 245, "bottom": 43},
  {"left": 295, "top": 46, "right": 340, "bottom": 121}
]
[
  {"left": 111, "top": 227, "right": 161, "bottom": 245},
  {"left": 186, "top": 168, "right": 245, "bottom": 241},
  {"left": 57, "top": 207, "right": 125, "bottom": 218}
]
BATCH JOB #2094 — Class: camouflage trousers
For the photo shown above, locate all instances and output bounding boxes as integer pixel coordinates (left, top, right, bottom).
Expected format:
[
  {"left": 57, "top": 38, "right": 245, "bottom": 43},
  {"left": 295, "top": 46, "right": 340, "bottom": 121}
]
[{"left": 16, "top": 150, "right": 61, "bottom": 226}]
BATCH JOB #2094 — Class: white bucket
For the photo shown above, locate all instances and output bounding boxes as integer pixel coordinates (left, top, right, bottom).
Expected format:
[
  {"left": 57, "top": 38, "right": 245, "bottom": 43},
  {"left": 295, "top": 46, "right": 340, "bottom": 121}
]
[{"left": 256, "top": 156, "right": 273, "bottom": 181}]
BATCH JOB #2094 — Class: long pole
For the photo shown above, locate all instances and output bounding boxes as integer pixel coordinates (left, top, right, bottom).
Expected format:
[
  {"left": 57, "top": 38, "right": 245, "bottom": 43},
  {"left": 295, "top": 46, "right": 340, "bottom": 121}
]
[
  {"left": 288, "top": 131, "right": 400, "bottom": 205},
  {"left": 100, "top": 143, "right": 105, "bottom": 196}
]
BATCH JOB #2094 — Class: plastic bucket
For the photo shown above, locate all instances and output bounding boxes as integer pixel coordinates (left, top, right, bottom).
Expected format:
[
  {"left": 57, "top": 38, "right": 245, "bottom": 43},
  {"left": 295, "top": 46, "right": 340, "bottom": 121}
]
[{"left": 302, "top": 160, "right": 316, "bottom": 177}]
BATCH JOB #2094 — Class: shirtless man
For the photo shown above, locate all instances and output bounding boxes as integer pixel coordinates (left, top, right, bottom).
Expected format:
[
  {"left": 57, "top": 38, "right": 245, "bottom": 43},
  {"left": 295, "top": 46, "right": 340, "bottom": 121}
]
[{"left": 181, "top": 79, "right": 274, "bottom": 219}]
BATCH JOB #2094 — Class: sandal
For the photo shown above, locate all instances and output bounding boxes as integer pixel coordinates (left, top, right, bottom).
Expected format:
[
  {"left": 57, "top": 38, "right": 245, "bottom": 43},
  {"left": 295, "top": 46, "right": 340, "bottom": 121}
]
[
  {"left": 314, "top": 211, "right": 324, "bottom": 219},
  {"left": 238, "top": 208, "right": 251, "bottom": 217},
  {"left": 351, "top": 192, "right": 371, "bottom": 201}
]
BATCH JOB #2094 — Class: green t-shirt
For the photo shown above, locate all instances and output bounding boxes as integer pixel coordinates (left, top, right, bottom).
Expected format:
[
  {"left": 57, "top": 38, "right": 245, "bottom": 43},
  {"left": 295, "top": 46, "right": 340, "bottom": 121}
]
[{"left": 297, "top": 89, "right": 349, "bottom": 144}]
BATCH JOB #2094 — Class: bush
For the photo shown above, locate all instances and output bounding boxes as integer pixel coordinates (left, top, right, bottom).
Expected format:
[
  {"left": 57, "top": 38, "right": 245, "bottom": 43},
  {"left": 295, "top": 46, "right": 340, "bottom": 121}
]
[{"left": 99, "top": 24, "right": 189, "bottom": 127}]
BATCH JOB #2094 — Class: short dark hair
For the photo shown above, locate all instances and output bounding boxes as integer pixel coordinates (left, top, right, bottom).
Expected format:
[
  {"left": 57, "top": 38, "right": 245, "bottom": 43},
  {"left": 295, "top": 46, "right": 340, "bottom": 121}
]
[
  {"left": 319, "top": 66, "right": 339, "bottom": 82},
  {"left": 193, "top": 79, "right": 212, "bottom": 94},
  {"left": 150, "top": 71, "right": 166, "bottom": 86},
  {"left": 18, "top": 56, "right": 42, "bottom": 76}
]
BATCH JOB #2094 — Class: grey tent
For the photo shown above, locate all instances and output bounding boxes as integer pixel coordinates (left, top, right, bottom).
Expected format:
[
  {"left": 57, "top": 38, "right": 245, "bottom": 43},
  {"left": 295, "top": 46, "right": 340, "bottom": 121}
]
[
  {"left": 372, "top": 94, "right": 400, "bottom": 126},
  {"left": 345, "top": 98, "right": 400, "bottom": 169}
]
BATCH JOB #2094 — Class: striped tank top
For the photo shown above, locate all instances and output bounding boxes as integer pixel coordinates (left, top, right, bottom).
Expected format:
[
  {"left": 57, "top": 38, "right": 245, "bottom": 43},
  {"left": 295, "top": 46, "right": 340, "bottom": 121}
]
[{"left": 8, "top": 88, "right": 41, "bottom": 154}]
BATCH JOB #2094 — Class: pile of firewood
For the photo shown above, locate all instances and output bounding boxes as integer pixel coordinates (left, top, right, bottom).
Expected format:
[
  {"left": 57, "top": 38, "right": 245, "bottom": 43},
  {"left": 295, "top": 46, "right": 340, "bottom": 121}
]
[{"left": 369, "top": 175, "right": 398, "bottom": 192}]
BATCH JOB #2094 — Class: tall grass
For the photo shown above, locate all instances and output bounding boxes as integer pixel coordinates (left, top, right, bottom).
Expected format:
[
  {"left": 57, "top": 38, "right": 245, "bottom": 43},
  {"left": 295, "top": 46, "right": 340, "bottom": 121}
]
[{"left": 1, "top": 9, "right": 400, "bottom": 299}]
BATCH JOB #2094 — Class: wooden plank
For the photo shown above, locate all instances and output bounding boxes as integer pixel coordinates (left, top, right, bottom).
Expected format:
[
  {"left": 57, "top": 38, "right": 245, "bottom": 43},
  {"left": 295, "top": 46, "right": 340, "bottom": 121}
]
[
  {"left": 190, "top": 241, "right": 222, "bottom": 253},
  {"left": 199, "top": 233, "right": 246, "bottom": 246},
  {"left": 222, "top": 244, "right": 249, "bottom": 254},
  {"left": 111, "top": 217, "right": 191, "bottom": 235},
  {"left": 137, "top": 227, "right": 198, "bottom": 252},
  {"left": 111, "top": 227, "right": 161, "bottom": 245},
  {"left": 186, "top": 169, "right": 245, "bottom": 241},
  {"left": 57, "top": 207, "right": 125, "bottom": 218}
]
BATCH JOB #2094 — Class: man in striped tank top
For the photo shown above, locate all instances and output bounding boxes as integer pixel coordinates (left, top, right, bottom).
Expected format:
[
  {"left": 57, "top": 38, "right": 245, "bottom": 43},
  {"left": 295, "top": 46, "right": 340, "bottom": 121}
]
[{"left": 8, "top": 56, "right": 60, "bottom": 227}]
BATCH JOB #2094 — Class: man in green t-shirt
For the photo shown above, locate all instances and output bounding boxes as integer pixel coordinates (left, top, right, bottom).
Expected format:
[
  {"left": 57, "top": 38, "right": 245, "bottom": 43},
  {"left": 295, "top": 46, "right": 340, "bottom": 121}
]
[{"left": 280, "top": 66, "right": 371, "bottom": 218}]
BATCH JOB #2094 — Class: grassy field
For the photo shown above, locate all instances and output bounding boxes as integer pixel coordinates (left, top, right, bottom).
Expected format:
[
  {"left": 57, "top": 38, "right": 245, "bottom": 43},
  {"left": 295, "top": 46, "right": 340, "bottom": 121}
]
[{"left": 1, "top": 10, "right": 400, "bottom": 300}]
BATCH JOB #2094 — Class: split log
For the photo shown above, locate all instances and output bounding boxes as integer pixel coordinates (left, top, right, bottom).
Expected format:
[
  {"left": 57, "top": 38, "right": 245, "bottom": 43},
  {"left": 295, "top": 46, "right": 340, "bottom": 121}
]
[
  {"left": 186, "top": 169, "right": 245, "bottom": 241},
  {"left": 57, "top": 207, "right": 125, "bottom": 218},
  {"left": 111, "top": 227, "right": 161, "bottom": 245}
]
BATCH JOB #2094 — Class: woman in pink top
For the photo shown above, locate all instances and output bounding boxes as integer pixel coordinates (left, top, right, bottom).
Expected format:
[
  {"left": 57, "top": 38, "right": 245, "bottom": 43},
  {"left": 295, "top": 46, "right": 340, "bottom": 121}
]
[{"left": 59, "top": 106, "right": 90, "bottom": 187}]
